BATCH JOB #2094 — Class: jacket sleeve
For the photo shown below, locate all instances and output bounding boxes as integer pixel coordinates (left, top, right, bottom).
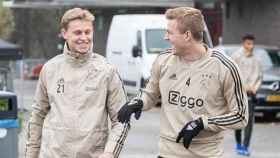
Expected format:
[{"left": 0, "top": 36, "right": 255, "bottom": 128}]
[
  {"left": 104, "top": 67, "right": 130, "bottom": 157},
  {"left": 203, "top": 60, "right": 249, "bottom": 132},
  {"left": 252, "top": 59, "right": 263, "bottom": 91},
  {"left": 25, "top": 66, "right": 50, "bottom": 158},
  {"left": 230, "top": 51, "right": 239, "bottom": 62},
  {"left": 141, "top": 56, "right": 162, "bottom": 111}
]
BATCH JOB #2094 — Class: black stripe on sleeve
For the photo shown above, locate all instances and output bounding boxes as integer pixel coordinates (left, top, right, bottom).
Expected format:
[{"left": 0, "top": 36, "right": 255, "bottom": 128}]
[
  {"left": 209, "top": 52, "right": 245, "bottom": 121},
  {"left": 113, "top": 123, "right": 130, "bottom": 158},
  {"left": 212, "top": 51, "right": 246, "bottom": 118},
  {"left": 207, "top": 51, "right": 246, "bottom": 126},
  {"left": 116, "top": 71, "right": 128, "bottom": 102}
]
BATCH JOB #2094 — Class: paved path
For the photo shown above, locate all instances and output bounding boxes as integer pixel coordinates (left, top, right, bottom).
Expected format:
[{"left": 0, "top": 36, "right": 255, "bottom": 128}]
[{"left": 16, "top": 79, "right": 280, "bottom": 158}]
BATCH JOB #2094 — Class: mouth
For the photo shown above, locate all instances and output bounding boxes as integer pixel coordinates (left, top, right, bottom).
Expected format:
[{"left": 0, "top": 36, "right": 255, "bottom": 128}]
[
  {"left": 78, "top": 43, "right": 90, "bottom": 48},
  {"left": 78, "top": 42, "right": 89, "bottom": 45}
]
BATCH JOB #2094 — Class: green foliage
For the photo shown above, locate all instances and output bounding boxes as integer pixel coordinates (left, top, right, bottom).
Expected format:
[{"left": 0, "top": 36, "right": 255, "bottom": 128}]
[
  {"left": 0, "top": 0, "right": 14, "bottom": 39},
  {"left": 12, "top": 9, "right": 63, "bottom": 58},
  {"left": 0, "top": 98, "right": 9, "bottom": 111}
]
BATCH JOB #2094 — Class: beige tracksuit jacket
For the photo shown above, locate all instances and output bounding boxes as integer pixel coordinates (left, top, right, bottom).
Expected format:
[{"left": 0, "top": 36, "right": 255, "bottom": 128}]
[
  {"left": 25, "top": 45, "right": 129, "bottom": 158},
  {"left": 141, "top": 48, "right": 249, "bottom": 158},
  {"left": 231, "top": 48, "right": 263, "bottom": 91}
]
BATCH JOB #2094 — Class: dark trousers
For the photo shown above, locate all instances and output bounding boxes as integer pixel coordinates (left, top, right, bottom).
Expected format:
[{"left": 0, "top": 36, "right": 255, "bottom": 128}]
[{"left": 235, "top": 94, "right": 256, "bottom": 148}]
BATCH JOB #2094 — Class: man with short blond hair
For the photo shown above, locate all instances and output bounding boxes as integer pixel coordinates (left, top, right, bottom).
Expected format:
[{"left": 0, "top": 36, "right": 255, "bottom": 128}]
[
  {"left": 25, "top": 8, "right": 129, "bottom": 158},
  {"left": 165, "top": 7, "right": 204, "bottom": 41},
  {"left": 60, "top": 8, "right": 95, "bottom": 30},
  {"left": 118, "top": 7, "right": 248, "bottom": 158}
]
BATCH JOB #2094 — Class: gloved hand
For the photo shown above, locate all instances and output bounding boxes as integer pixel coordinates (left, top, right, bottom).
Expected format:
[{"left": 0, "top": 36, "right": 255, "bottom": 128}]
[
  {"left": 118, "top": 98, "right": 143, "bottom": 123},
  {"left": 176, "top": 117, "right": 204, "bottom": 149}
]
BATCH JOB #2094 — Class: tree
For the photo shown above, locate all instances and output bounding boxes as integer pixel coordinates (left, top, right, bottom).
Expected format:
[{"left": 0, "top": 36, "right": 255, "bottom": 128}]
[
  {"left": 11, "top": 8, "right": 63, "bottom": 58},
  {"left": 0, "top": 0, "right": 14, "bottom": 39}
]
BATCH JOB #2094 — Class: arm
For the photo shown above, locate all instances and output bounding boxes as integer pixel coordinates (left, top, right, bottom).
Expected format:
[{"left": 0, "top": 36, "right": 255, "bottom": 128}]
[
  {"left": 252, "top": 59, "right": 263, "bottom": 94},
  {"left": 175, "top": 53, "right": 248, "bottom": 149},
  {"left": 25, "top": 66, "right": 50, "bottom": 158},
  {"left": 117, "top": 55, "right": 162, "bottom": 123},
  {"left": 141, "top": 55, "right": 162, "bottom": 111},
  {"left": 103, "top": 68, "right": 129, "bottom": 158},
  {"left": 204, "top": 61, "right": 249, "bottom": 132},
  {"left": 230, "top": 50, "right": 240, "bottom": 62}
]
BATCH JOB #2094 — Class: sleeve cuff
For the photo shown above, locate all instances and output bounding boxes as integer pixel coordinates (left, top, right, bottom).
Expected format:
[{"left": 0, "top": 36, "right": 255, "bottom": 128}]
[
  {"left": 104, "top": 140, "right": 117, "bottom": 153},
  {"left": 25, "top": 149, "right": 40, "bottom": 158},
  {"left": 200, "top": 115, "right": 209, "bottom": 129}
]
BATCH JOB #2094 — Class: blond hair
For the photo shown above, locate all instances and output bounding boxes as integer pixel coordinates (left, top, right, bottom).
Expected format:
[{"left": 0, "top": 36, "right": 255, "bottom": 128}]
[
  {"left": 60, "top": 8, "right": 95, "bottom": 30},
  {"left": 165, "top": 7, "right": 204, "bottom": 41}
]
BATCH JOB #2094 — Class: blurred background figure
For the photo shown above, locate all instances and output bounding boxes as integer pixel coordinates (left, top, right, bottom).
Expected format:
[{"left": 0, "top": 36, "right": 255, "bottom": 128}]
[{"left": 231, "top": 34, "right": 263, "bottom": 156}]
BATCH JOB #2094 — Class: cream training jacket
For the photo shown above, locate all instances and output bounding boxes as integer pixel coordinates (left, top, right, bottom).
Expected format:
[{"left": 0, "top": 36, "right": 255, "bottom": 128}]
[
  {"left": 141, "top": 48, "right": 248, "bottom": 157},
  {"left": 231, "top": 47, "right": 263, "bottom": 91},
  {"left": 25, "top": 44, "right": 129, "bottom": 158}
]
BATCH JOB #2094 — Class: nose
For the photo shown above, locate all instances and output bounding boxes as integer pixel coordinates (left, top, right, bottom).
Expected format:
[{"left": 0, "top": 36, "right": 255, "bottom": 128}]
[{"left": 80, "top": 32, "right": 89, "bottom": 41}]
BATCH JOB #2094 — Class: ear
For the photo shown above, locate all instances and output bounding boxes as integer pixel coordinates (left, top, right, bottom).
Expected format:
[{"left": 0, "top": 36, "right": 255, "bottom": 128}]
[
  {"left": 61, "top": 28, "right": 67, "bottom": 40},
  {"left": 184, "top": 30, "right": 191, "bottom": 41}
]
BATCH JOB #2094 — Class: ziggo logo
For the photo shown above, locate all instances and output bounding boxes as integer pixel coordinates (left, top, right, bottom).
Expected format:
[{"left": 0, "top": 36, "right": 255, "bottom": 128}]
[{"left": 168, "top": 91, "right": 204, "bottom": 109}]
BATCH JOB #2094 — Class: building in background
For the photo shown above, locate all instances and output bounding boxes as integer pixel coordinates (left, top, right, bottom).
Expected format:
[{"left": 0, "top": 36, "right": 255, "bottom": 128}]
[
  {"left": 221, "top": 0, "right": 280, "bottom": 46},
  {"left": 195, "top": 0, "right": 222, "bottom": 46},
  {"left": 4, "top": 0, "right": 279, "bottom": 58},
  {"left": 3, "top": 0, "right": 194, "bottom": 58}
]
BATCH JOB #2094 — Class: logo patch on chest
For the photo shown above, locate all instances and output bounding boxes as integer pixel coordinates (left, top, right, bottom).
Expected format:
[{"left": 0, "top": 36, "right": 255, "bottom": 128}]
[
  {"left": 56, "top": 78, "right": 65, "bottom": 93},
  {"left": 85, "top": 86, "right": 97, "bottom": 91},
  {"left": 169, "top": 73, "right": 177, "bottom": 80},
  {"left": 168, "top": 90, "right": 204, "bottom": 109},
  {"left": 200, "top": 73, "right": 213, "bottom": 88}
]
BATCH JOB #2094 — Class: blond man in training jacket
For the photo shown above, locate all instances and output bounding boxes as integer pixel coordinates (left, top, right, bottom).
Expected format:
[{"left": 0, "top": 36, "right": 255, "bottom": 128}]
[
  {"left": 25, "top": 8, "right": 129, "bottom": 158},
  {"left": 118, "top": 7, "right": 248, "bottom": 158}
]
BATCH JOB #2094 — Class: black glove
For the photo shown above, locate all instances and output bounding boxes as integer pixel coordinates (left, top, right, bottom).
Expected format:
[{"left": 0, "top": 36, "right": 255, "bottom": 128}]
[
  {"left": 117, "top": 98, "right": 143, "bottom": 123},
  {"left": 176, "top": 117, "right": 204, "bottom": 149}
]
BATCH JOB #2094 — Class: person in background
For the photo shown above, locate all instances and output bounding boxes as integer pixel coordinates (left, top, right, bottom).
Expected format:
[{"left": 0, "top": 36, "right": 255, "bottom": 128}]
[
  {"left": 25, "top": 8, "right": 129, "bottom": 158},
  {"left": 231, "top": 34, "right": 263, "bottom": 156},
  {"left": 118, "top": 7, "right": 248, "bottom": 158}
]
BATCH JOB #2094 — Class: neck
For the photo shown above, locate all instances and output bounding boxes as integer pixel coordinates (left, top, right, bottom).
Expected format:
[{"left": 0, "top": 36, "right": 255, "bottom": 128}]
[
  {"left": 181, "top": 43, "right": 206, "bottom": 63},
  {"left": 65, "top": 43, "right": 91, "bottom": 59},
  {"left": 244, "top": 49, "right": 253, "bottom": 57}
]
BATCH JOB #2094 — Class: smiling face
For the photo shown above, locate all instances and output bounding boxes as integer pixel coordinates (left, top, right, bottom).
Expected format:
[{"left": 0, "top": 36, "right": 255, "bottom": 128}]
[
  {"left": 164, "top": 7, "right": 205, "bottom": 56},
  {"left": 61, "top": 19, "right": 93, "bottom": 54},
  {"left": 164, "top": 19, "right": 189, "bottom": 56}
]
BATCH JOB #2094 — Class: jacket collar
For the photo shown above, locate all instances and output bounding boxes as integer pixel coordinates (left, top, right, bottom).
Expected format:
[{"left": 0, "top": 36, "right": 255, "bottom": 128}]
[
  {"left": 63, "top": 43, "right": 93, "bottom": 67},
  {"left": 241, "top": 47, "right": 254, "bottom": 57}
]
